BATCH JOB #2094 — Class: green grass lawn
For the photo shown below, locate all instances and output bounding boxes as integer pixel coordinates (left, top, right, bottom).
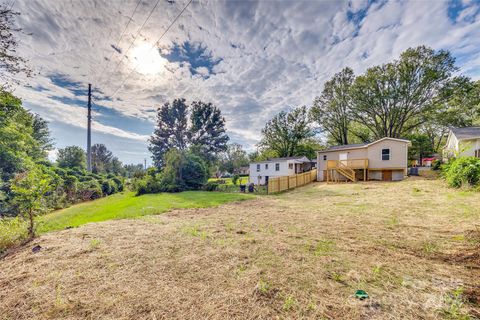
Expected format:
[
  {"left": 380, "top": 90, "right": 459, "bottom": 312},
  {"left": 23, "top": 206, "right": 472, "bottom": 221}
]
[
  {"left": 208, "top": 176, "right": 249, "bottom": 185},
  {"left": 37, "top": 191, "right": 253, "bottom": 234}
]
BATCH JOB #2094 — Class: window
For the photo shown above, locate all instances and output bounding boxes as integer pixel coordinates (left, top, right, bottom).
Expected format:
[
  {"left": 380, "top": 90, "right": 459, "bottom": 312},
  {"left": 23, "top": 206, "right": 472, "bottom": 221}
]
[
  {"left": 256, "top": 164, "right": 260, "bottom": 172},
  {"left": 323, "top": 155, "right": 327, "bottom": 161},
  {"left": 275, "top": 163, "right": 280, "bottom": 171},
  {"left": 475, "top": 149, "right": 480, "bottom": 158},
  {"left": 288, "top": 163, "right": 293, "bottom": 169},
  {"left": 382, "top": 148, "right": 390, "bottom": 161},
  {"left": 265, "top": 163, "right": 269, "bottom": 169}
]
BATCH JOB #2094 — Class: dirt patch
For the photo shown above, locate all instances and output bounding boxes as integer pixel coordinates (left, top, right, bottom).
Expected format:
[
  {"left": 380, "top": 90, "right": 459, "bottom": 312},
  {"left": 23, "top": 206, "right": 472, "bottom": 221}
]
[{"left": 1, "top": 179, "right": 479, "bottom": 319}]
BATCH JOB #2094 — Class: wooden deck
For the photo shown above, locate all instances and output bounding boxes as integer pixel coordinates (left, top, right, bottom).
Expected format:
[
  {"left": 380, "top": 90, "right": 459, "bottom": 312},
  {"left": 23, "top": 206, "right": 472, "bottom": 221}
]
[{"left": 326, "top": 159, "right": 368, "bottom": 183}]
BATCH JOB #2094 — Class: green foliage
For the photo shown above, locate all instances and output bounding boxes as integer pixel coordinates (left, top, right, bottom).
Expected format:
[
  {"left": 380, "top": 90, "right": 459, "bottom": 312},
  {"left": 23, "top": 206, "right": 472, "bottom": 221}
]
[
  {"left": 443, "top": 157, "right": 480, "bottom": 189},
  {"left": 0, "top": 217, "right": 28, "bottom": 253},
  {"left": 218, "top": 143, "right": 249, "bottom": 174},
  {"left": 57, "top": 146, "right": 86, "bottom": 169},
  {"left": 38, "top": 191, "right": 253, "bottom": 234},
  {"left": 311, "top": 67, "right": 354, "bottom": 145},
  {"left": 148, "top": 98, "right": 229, "bottom": 168},
  {"left": 260, "top": 106, "right": 314, "bottom": 157},
  {"left": 406, "top": 133, "right": 435, "bottom": 161},
  {"left": 10, "top": 165, "right": 52, "bottom": 237},
  {"left": 232, "top": 174, "right": 240, "bottom": 186}
]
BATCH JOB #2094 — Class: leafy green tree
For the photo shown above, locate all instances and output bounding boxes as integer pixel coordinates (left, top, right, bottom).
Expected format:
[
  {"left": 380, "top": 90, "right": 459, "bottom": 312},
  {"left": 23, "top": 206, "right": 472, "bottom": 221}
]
[
  {"left": 149, "top": 99, "right": 229, "bottom": 168},
  {"left": 422, "top": 78, "right": 480, "bottom": 152},
  {"left": 189, "top": 101, "right": 229, "bottom": 162},
  {"left": 57, "top": 146, "right": 86, "bottom": 169},
  {"left": 219, "top": 143, "right": 249, "bottom": 173},
  {"left": 311, "top": 67, "right": 354, "bottom": 145},
  {"left": 259, "top": 106, "right": 314, "bottom": 157},
  {"left": 10, "top": 165, "right": 51, "bottom": 237},
  {"left": 31, "top": 114, "right": 53, "bottom": 158},
  {"left": 91, "top": 143, "right": 113, "bottom": 174},
  {"left": 350, "top": 46, "right": 457, "bottom": 139},
  {"left": 406, "top": 133, "right": 435, "bottom": 162}
]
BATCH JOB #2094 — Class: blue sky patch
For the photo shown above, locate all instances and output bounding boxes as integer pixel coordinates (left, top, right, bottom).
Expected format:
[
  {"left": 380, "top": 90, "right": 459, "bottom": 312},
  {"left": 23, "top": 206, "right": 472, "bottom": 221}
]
[{"left": 163, "top": 41, "right": 222, "bottom": 78}]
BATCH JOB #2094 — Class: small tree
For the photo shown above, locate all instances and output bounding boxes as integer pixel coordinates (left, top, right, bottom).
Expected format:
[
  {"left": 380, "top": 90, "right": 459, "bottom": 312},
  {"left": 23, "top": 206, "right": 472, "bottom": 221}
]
[
  {"left": 11, "top": 166, "right": 51, "bottom": 238},
  {"left": 57, "top": 146, "right": 86, "bottom": 169}
]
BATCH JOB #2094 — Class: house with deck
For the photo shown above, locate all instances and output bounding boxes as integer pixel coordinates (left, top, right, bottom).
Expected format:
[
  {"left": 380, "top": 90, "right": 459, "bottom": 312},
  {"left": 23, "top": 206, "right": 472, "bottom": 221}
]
[
  {"left": 317, "top": 137, "right": 410, "bottom": 182},
  {"left": 444, "top": 127, "right": 480, "bottom": 159},
  {"left": 249, "top": 156, "right": 313, "bottom": 185}
]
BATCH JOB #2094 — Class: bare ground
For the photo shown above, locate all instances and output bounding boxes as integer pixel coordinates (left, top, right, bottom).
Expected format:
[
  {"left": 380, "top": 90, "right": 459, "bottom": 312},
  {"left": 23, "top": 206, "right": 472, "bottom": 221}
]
[{"left": 1, "top": 178, "right": 479, "bottom": 319}]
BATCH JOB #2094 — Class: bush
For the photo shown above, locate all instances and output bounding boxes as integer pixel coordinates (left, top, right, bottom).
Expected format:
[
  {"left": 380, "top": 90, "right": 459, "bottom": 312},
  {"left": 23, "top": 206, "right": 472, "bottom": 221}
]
[
  {"left": 203, "top": 182, "right": 219, "bottom": 191},
  {"left": 77, "top": 180, "right": 102, "bottom": 201},
  {"left": 133, "top": 174, "right": 162, "bottom": 196},
  {"left": 444, "top": 157, "right": 480, "bottom": 188},
  {"left": 0, "top": 217, "right": 28, "bottom": 254},
  {"left": 431, "top": 159, "right": 442, "bottom": 171}
]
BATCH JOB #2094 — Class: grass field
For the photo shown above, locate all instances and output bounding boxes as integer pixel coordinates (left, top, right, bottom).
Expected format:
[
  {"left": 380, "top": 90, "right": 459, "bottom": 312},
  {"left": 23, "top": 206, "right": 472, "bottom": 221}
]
[
  {"left": 38, "top": 191, "right": 253, "bottom": 234},
  {"left": 208, "top": 176, "right": 249, "bottom": 185},
  {"left": 1, "top": 177, "right": 479, "bottom": 319}
]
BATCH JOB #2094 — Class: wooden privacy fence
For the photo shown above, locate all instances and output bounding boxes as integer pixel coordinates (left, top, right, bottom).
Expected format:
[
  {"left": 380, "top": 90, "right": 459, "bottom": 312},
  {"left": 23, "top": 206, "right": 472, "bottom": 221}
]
[{"left": 267, "top": 169, "right": 317, "bottom": 194}]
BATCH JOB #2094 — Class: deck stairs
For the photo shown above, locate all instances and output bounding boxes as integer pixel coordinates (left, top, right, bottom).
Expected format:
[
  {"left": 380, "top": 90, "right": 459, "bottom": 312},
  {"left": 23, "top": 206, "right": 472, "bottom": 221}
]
[{"left": 336, "top": 161, "right": 356, "bottom": 182}]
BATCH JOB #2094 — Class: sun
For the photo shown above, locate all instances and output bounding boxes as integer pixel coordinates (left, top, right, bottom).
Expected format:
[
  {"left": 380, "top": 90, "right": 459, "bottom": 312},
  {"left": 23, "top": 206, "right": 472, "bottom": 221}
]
[{"left": 131, "top": 43, "right": 167, "bottom": 75}]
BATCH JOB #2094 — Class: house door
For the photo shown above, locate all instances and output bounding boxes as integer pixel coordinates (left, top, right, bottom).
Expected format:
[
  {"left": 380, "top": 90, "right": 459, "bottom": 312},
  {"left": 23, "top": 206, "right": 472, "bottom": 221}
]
[
  {"left": 339, "top": 153, "right": 348, "bottom": 166},
  {"left": 382, "top": 170, "right": 392, "bottom": 181}
]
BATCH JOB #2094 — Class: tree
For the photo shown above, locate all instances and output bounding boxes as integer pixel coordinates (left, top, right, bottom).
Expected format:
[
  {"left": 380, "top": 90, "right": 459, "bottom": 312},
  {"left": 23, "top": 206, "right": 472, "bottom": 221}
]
[
  {"left": 91, "top": 144, "right": 113, "bottom": 174},
  {"left": 407, "top": 133, "right": 435, "bottom": 162},
  {"left": 259, "top": 106, "right": 314, "bottom": 157},
  {"left": 10, "top": 165, "right": 51, "bottom": 237},
  {"left": 31, "top": 114, "right": 53, "bottom": 158},
  {"left": 148, "top": 99, "right": 229, "bottom": 168},
  {"left": 0, "top": 5, "right": 32, "bottom": 87},
  {"left": 311, "top": 67, "right": 354, "bottom": 145},
  {"left": 350, "top": 46, "right": 457, "bottom": 139},
  {"left": 56, "top": 146, "right": 86, "bottom": 169},
  {"left": 422, "top": 78, "right": 480, "bottom": 152},
  {"left": 219, "top": 143, "right": 249, "bottom": 173},
  {"left": 189, "top": 101, "right": 229, "bottom": 162}
]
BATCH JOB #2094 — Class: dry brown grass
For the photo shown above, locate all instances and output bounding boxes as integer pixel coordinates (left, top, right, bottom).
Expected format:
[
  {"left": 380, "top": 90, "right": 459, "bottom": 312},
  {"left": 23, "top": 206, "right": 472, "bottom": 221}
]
[{"left": 0, "top": 178, "right": 479, "bottom": 319}]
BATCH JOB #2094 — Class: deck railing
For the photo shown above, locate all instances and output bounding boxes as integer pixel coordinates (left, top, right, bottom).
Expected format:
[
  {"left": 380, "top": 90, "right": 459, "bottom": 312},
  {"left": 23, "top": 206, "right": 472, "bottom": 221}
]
[
  {"left": 327, "top": 158, "right": 368, "bottom": 169},
  {"left": 267, "top": 169, "right": 317, "bottom": 194}
]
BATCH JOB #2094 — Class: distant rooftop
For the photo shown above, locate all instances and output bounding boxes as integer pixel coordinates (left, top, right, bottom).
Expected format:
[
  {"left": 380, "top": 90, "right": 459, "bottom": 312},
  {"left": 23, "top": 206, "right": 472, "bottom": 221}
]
[{"left": 451, "top": 127, "right": 480, "bottom": 140}]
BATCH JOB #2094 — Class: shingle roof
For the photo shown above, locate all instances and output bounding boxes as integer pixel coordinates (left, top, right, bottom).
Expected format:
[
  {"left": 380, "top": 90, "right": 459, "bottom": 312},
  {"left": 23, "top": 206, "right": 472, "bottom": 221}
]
[
  {"left": 324, "top": 143, "right": 368, "bottom": 151},
  {"left": 451, "top": 127, "right": 480, "bottom": 140}
]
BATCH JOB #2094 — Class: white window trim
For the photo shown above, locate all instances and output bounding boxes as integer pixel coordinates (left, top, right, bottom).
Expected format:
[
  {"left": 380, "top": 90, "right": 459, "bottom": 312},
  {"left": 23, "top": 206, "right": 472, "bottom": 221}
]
[
  {"left": 256, "top": 164, "right": 260, "bottom": 172},
  {"left": 381, "top": 148, "right": 391, "bottom": 161},
  {"left": 275, "top": 163, "right": 280, "bottom": 171}
]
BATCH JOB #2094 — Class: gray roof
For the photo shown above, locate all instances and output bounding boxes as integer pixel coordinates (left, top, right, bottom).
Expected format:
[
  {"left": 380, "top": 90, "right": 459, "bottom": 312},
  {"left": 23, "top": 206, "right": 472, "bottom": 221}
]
[
  {"left": 323, "top": 143, "right": 368, "bottom": 151},
  {"left": 267, "top": 156, "right": 310, "bottom": 161},
  {"left": 451, "top": 127, "right": 480, "bottom": 140}
]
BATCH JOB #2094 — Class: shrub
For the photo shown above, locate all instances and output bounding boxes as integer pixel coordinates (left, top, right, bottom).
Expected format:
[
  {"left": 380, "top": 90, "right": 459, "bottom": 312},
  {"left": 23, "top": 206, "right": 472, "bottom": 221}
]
[
  {"left": 203, "top": 182, "right": 219, "bottom": 191},
  {"left": 232, "top": 174, "right": 240, "bottom": 185},
  {"left": 77, "top": 180, "right": 102, "bottom": 201},
  {"left": 112, "top": 177, "right": 123, "bottom": 191},
  {"left": 444, "top": 157, "right": 480, "bottom": 188},
  {"left": 0, "top": 217, "right": 28, "bottom": 253},
  {"left": 431, "top": 159, "right": 442, "bottom": 171}
]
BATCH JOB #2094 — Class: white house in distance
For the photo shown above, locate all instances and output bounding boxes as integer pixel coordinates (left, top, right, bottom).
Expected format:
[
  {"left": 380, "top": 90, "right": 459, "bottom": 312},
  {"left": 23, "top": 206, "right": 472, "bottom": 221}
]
[
  {"left": 444, "top": 127, "right": 480, "bottom": 159},
  {"left": 249, "top": 156, "right": 314, "bottom": 185},
  {"left": 316, "top": 137, "right": 410, "bottom": 182}
]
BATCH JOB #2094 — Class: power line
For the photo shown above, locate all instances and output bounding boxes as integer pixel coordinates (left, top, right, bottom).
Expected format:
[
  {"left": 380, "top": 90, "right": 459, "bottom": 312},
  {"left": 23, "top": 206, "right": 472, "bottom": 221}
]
[
  {"left": 97, "top": 0, "right": 142, "bottom": 85},
  {"left": 108, "top": 0, "right": 193, "bottom": 100},
  {"left": 105, "top": 0, "right": 161, "bottom": 84}
]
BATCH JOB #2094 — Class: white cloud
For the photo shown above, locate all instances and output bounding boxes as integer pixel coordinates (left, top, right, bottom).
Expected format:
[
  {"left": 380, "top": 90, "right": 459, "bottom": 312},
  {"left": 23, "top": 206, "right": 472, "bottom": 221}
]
[{"left": 9, "top": 0, "right": 480, "bottom": 163}]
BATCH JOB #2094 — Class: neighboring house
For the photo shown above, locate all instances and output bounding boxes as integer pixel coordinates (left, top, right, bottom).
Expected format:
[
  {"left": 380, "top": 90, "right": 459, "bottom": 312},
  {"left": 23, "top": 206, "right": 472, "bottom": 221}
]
[
  {"left": 444, "top": 127, "right": 480, "bottom": 159},
  {"left": 317, "top": 137, "right": 410, "bottom": 182},
  {"left": 234, "top": 166, "right": 250, "bottom": 175},
  {"left": 249, "top": 156, "right": 313, "bottom": 185},
  {"left": 421, "top": 157, "right": 437, "bottom": 167}
]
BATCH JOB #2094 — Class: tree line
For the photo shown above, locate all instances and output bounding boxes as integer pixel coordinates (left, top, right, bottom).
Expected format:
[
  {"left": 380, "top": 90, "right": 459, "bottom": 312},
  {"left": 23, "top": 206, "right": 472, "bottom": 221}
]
[{"left": 254, "top": 46, "right": 480, "bottom": 162}]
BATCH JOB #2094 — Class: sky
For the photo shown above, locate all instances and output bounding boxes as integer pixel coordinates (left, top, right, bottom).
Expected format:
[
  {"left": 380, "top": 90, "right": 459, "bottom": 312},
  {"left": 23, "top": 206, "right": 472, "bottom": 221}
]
[{"left": 8, "top": 0, "right": 480, "bottom": 165}]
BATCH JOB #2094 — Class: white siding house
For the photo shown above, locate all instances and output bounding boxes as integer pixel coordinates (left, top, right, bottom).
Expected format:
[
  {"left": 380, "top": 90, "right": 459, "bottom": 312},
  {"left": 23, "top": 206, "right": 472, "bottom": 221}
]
[
  {"left": 249, "top": 156, "right": 313, "bottom": 185},
  {"left": 444, "top": 127, "right": 480, "bottom": 159}
]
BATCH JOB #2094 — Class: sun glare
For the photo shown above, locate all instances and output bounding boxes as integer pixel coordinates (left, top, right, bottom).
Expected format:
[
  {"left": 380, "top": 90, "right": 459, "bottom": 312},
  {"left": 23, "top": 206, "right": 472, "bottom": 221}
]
[{"left": 131, "top": 43, "right": 166, "bottom": 75}]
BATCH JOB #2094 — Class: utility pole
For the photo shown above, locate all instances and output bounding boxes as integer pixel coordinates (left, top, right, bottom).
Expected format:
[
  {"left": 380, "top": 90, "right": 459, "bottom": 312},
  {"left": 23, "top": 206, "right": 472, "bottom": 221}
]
[
  {"left": 144, "top": 158, "right": 147, "bottom": 171},
  {"left": 87, "top": 84, "right": 92, "bottom": 172}
]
